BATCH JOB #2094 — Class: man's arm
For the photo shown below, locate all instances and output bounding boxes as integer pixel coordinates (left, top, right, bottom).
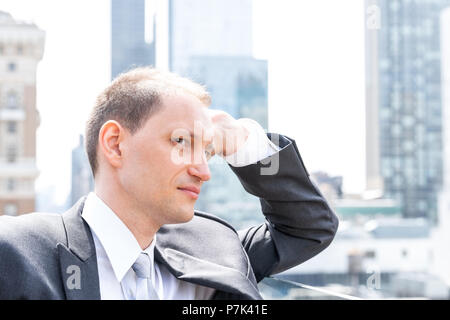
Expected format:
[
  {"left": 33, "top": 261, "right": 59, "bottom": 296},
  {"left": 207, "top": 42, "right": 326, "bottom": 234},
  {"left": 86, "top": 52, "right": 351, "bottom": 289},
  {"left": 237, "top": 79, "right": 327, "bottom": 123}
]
[
  {"left": 208, "top": 110, "right": 339, "bottom": 283},
  {"left": 229, "top": 134, "right": 339, "bottom": 282}
]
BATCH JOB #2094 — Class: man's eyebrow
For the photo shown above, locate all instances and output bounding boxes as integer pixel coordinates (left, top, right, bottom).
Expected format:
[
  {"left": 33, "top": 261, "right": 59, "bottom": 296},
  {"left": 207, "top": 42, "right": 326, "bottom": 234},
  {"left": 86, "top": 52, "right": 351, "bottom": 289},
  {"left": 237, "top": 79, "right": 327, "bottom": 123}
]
[{"left": 171, "top": 128, "right": 213, "bottom": 144}]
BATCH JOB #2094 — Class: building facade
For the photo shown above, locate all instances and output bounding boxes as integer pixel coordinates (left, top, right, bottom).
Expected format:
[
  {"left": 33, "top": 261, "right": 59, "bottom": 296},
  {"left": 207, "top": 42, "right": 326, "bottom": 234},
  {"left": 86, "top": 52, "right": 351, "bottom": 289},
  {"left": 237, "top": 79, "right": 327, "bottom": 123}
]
[
  {"left": 376, "top": 0, "right": 450, "bottom": 222},
  {"left": 168, "top": 0, "right": 253, "bottom": 74},
  {"left": 111, "top": 0, "right": 155, "bottom": 79},
  {"left": 0, "top": 11, "right": 45, "bottom": 215}
]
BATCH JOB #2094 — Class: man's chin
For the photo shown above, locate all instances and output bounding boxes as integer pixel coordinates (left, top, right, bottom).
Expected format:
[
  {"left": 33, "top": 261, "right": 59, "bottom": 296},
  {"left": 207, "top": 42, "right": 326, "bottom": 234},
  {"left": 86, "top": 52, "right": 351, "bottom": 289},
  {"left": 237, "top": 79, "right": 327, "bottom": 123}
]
[
  {"left": 167, "top": 207, "right": 195, "bottom": 224},
  {"left": 179, "top": 211, "right": 195, "bottom": 223}
]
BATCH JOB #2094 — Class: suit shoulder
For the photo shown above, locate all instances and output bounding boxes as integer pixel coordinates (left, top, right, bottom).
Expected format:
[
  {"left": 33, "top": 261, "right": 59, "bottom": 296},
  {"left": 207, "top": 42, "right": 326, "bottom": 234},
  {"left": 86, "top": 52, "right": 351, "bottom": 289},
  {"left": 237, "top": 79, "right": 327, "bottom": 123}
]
[
  {"left": 193, "top": 210, "right": 237, "bottom": 234},
  {"left": 0, "top": 213, "right": 65, "bottom": 299},
  {"left": 157, "top": 210, "right": 240, "bottom": 247},
  {"left": 0, "top": 212, "right": 65, "bottom": 246}
]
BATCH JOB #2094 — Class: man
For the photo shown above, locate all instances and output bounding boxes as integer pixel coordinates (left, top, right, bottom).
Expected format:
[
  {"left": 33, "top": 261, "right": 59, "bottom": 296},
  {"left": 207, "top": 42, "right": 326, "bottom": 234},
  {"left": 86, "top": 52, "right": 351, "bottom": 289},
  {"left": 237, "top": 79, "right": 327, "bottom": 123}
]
[{"left": 0, "top": 67, "right": 338, "bottom": 299}]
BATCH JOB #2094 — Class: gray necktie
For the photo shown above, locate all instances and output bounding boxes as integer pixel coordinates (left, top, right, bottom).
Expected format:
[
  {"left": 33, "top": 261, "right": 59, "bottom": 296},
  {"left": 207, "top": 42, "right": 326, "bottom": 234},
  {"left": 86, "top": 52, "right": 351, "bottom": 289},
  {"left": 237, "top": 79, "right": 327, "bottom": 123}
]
[{"left": 131, "top": 253, "right": 160, "bottom": 300}]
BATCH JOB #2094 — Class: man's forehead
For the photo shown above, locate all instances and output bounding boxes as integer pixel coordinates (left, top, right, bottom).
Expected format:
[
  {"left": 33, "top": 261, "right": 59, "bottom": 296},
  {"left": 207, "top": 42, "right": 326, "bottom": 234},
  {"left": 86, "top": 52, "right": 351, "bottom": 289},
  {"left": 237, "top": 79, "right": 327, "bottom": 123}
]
[
  {"left": 161, "top": 92, "right": 207, "bottom": 109},
  {"left": 161, "top": 93, "right": 210, "bottom": 118}
]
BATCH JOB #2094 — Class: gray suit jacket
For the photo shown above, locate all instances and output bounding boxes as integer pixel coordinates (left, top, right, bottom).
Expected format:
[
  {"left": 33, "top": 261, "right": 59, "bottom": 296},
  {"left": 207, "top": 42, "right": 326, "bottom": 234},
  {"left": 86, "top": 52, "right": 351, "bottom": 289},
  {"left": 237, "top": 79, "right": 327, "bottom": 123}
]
[{"left": 0, "top": 134, "right": 338, "bottom": 300}]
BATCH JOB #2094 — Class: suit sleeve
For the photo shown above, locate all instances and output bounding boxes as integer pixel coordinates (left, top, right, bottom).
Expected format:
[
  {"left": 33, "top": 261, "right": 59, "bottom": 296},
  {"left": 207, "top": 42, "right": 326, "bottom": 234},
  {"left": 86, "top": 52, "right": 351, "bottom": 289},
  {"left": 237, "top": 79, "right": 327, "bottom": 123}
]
[{"left": 230, "top": 133, "right": 339, "bottom": 282}]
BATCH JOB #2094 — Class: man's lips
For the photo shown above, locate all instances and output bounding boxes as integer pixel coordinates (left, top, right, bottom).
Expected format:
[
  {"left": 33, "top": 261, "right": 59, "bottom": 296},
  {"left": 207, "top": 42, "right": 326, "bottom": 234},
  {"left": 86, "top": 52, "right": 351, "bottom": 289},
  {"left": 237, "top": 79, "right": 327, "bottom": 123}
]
[{"left": 177, "top": 186, "right": 201, "bottom": 199}]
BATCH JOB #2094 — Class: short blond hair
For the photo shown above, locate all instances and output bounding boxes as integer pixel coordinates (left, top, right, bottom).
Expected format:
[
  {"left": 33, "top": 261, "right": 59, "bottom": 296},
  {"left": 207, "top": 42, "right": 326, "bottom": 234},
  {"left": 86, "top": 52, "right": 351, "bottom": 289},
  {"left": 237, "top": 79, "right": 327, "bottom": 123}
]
[{"left": 85, "top": 66, "right": 211, "bottom": 176}]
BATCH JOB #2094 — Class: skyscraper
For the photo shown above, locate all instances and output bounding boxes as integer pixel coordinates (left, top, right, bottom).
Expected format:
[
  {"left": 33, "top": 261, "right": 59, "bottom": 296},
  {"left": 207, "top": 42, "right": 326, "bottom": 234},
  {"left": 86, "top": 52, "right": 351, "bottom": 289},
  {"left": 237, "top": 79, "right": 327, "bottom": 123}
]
[
  {"left": 0, "top": 11, "right": 45, "bottom": 215},
  {"left": 111, "top": 0, "right": 155, "bottom": 79},
  {"left": 168, "top": 0, "right": 253, "bottom": 74},
  {"left": 166, "top": 0, "right": 268, "bottom": 228},
  {"left": 374, "top": 0, "right": 450, "bottom": 222}
]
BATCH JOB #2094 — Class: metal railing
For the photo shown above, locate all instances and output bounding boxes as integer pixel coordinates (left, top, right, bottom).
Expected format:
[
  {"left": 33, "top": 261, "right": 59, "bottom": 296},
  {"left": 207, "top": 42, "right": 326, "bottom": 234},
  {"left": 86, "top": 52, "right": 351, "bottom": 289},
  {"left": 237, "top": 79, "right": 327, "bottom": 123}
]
[{"left": 258, "top": 276, "right": 363, "bottom": 300}]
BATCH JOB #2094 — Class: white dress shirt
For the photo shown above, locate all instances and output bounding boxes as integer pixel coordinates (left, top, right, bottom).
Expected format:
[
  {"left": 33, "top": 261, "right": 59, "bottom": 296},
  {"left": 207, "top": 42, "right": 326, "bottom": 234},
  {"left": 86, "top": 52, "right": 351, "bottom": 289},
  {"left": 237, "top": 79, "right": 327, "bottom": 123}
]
[
  {"left": 81, "top": 119, "right": 280, "bottom": 300},
  {"left": 224, "top": 118, "right": 280, "bottom": 167}
]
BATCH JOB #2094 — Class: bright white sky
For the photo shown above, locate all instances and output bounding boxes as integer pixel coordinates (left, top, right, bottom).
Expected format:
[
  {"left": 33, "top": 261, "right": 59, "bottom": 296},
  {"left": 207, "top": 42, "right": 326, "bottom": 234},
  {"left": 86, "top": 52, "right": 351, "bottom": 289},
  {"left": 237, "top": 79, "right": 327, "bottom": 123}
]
[{"left": 0, "top": 0, "right": 366, "bottom": 205}]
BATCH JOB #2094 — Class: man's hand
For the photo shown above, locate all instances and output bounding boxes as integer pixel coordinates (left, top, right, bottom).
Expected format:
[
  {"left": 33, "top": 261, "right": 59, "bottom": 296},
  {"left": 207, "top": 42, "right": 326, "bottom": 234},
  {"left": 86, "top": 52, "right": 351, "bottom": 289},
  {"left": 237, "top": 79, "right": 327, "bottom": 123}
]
[{"left": 206, "top": 109, "right": 249, "bottom": 157}]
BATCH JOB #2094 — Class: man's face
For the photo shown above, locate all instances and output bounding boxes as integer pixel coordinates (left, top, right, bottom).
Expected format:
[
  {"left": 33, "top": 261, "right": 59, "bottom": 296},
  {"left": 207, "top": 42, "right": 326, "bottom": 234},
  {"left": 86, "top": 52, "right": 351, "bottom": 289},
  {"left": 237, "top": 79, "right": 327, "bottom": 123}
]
[{"left": 117, "top": 93, "right": 214, "bottom": 226}]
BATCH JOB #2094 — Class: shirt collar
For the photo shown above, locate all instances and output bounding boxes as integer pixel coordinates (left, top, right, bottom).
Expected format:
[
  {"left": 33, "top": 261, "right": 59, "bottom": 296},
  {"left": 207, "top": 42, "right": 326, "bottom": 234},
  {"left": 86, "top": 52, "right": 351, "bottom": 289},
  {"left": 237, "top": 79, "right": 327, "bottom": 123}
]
[{"left": 81, "top": 192, "right": 157, "bottom": 282}]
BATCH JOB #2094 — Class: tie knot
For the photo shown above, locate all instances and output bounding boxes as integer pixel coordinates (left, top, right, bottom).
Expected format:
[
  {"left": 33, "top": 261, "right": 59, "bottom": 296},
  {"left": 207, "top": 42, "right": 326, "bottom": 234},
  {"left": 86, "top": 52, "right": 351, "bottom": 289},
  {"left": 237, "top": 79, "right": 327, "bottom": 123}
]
[{"left": 132, "top": 253, "right": 151, "bottom": 279}]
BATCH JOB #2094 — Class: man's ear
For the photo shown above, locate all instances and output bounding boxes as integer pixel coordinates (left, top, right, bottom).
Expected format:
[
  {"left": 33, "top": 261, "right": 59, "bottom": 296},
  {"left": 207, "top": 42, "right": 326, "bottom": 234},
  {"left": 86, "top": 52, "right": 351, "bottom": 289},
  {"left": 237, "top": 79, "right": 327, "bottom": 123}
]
[{"left": 98, "top": 120, "right": 125, "bottom": 169}]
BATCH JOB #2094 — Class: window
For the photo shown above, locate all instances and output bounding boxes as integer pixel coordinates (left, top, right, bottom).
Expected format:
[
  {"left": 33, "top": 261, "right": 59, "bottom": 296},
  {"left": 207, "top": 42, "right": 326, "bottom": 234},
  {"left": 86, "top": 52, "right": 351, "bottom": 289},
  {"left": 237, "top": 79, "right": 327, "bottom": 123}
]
[
  {"left": 3, "top": 203, "right": 18, "bottom": 216},
  {"left": 7, "top": 121, "right": 17, "bottom": 133},
  {"left": 0, "top": 45, "right": 3, "bottom": 55},
  {"left": 7, "top": 178, "right": 16, "bottom": 191},
  {"left": 6, "top": 145, "right": 17, "bottom": 163},
  {"left": 8, "top": 62, "right": 16, "bottom": 72},
  {"left": 17, "top": 45, "right": 23, "bottom": 55},
  {"left": 6, "top": 92, "right": 18, "bottom": 109}
]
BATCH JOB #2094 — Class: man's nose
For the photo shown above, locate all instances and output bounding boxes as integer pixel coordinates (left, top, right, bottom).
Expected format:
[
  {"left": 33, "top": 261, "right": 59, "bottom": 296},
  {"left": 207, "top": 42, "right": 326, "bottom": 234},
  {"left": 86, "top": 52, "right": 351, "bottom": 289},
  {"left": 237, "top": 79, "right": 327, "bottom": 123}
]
[{"left": 188, "top": 155, "right": 211, "bottom": 182}]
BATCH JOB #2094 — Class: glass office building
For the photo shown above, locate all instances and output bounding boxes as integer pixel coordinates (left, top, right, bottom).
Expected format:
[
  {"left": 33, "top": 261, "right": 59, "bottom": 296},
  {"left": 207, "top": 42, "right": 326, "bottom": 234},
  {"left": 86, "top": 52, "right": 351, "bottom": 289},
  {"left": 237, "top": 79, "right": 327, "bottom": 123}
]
[
  {"left": 377, "top": 0, "right": 450, "bottom": 222},
  {"left": 111, "top": 0, "right": 155, "bottom": 79}
]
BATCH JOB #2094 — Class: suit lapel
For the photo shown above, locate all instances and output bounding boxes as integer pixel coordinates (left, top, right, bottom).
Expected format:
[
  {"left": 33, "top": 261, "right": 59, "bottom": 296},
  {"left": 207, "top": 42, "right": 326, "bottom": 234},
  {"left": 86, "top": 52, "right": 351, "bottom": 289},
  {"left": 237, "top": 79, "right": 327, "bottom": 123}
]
[
  {"left": 155, "top": 246, "right": 262, "bottom": 299},
  {"left": 58, "top": 198, "right": 101, "bottom": 300}
]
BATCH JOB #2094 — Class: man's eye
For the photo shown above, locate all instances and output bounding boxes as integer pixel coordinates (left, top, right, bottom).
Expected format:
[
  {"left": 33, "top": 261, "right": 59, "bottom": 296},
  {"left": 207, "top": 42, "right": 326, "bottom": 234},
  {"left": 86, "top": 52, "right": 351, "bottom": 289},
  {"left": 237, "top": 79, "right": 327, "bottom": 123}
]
[
  {"left": 173, "top": 137, "right": 186, "bottom": 146},
  {"left": 205, "top": 145, "right": 214, "bottom": 159}
]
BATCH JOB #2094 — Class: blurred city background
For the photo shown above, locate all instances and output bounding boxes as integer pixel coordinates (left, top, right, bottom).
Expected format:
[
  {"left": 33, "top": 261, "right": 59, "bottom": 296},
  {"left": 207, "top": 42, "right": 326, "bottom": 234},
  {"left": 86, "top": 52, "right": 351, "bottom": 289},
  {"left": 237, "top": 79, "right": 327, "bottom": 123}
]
[{"left": 0, "top": 0, "right": 449, "bottom": 299}]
